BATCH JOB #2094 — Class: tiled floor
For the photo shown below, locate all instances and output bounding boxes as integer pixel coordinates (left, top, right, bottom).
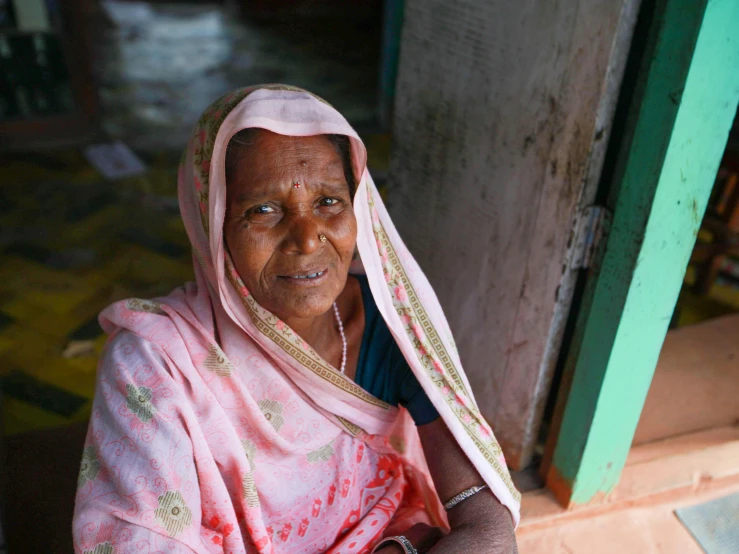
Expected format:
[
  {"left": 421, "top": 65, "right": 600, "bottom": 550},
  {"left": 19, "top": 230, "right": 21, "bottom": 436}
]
[
  {"left": 0, "top": 150, "right": 192, "bottom": 434},
  {"left": 0, "top": 130, "right": 391, "bottom": 435}
]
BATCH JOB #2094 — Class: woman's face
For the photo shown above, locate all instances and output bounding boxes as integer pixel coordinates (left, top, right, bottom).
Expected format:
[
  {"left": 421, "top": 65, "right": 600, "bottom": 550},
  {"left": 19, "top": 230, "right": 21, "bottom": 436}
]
[{"left": 224, "top": 129, "right": 357, "bottom": 321}]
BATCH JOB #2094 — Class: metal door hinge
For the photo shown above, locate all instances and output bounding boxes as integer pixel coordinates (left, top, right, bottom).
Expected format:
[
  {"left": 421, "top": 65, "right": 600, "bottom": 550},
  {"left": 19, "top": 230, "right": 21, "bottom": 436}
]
[{"left": 570, "top": 205, "right": 612, "bottom": 270}]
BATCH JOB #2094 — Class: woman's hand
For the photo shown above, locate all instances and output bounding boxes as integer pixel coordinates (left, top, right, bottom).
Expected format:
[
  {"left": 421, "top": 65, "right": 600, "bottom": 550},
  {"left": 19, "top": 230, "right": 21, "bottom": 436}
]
[
  {"left": 405, "top": 523, "right": 444, "bottom": 553},
  {"left": 417, "top": 419, "right": 518, "bottom": 553},
  {"left": 374, "top": 546, "right": 405, "bottom": 554},
  {"left": 373, "top": 523, "right": 443, "bottom": 553}
]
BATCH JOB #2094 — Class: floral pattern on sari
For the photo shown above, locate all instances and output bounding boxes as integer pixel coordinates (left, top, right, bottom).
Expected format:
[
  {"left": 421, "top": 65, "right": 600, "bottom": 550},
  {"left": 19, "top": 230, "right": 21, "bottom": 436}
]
[
  {"left": 82, "top": 542, "right": 113, "bottom": 554},
  {"left": 77, "top": 446, "right": 100, "bottom": 488},
  {"left": 155, "top": 490, "right": 193, "bottom": 537},
  {"left": 125, "top": 383, "right": 156, "bottom": 423}
]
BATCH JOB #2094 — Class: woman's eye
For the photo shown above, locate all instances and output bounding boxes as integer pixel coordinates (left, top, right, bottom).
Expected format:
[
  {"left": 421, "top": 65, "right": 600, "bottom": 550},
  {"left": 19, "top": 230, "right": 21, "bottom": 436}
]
[
  {"left": 319, "top": 197, "right": 340, "bottom": 207},
  {"left": 250, "top": 204, "right": 274, "bottom": 215}
]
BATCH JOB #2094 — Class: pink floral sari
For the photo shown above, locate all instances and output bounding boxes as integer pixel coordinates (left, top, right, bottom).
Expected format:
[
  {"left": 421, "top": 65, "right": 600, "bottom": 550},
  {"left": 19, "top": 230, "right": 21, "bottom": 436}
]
[{"left": 72, "top": 85, "right": 520, "bottom": 554}]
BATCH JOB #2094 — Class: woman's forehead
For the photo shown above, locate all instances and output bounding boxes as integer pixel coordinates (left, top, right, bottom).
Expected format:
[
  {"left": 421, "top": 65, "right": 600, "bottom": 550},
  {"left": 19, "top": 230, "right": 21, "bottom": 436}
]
[
  {"left": 240, "top": 129, "right": 338, "bottom": 154},
  {"left": 226, "top": 132, "right": 346, "bottom": 195},
  {"left": 232, "top": 131, "right": 344, "bottom": 172}
]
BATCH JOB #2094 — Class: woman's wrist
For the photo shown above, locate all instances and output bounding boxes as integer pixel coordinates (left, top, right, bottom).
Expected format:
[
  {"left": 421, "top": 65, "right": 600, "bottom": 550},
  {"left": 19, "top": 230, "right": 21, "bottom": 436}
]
[{"left": 372, "top": 536, "right": 418, "bottom": 554}]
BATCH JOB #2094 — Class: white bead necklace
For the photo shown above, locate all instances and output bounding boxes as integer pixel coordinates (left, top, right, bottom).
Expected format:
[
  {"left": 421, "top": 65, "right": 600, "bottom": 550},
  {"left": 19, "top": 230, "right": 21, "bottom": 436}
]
[{"left": 332, "top": 302, "right": 347, "bottom": 374}]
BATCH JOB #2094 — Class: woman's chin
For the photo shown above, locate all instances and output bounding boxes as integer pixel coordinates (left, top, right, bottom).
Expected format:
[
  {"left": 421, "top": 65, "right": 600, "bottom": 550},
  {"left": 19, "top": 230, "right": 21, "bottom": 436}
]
[
  {"left": 261, "top": 272, "right": 347, "bottom": 321},
  {"left": 268, "top": 291, "right": 339, "bottom": 322}
]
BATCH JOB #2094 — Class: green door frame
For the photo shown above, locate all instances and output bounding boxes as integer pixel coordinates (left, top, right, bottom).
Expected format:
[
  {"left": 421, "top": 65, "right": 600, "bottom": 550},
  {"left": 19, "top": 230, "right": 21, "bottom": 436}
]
[{"left": 544, "top": 0, "right": 739, "bottom": 508}]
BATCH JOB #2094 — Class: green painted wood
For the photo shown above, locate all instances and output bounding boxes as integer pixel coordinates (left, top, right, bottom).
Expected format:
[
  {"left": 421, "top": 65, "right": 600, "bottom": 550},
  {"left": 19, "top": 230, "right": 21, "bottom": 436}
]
[{"left": 549, "top": 0, "right": 739, "bottom": 505}]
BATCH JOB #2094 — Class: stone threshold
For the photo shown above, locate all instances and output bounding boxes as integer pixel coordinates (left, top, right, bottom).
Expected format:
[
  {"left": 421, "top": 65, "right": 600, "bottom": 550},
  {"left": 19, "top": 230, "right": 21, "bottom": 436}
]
[{"left": 518, "top": 424, "right": 739, "bottom": 534}]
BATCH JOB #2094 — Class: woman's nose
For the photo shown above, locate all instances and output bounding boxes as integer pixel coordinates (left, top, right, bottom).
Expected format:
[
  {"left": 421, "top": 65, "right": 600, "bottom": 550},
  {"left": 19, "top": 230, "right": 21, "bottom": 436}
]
[{"left": 281, "top": 214, "right": 321, "bottom": 255}]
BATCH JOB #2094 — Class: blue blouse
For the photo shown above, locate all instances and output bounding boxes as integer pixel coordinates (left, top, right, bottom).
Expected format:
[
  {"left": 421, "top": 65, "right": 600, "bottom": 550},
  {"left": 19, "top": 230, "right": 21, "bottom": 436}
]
[{"left": 353, "top": 275, "right": 440, "bottom": 426}]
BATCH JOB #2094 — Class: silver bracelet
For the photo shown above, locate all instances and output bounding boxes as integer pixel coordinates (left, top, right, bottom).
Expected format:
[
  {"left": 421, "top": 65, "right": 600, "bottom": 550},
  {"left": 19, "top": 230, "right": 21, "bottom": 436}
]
[
  {"left": 372, "top": 535, "right": 418, "bottom": 554},
  {"left": 443, "top": 484, "right": 489, "bottom": 511}
]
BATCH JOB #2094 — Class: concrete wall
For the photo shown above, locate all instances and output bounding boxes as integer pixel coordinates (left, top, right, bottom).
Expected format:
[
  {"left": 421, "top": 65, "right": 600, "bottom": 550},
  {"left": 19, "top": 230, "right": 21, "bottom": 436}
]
[{"left": 388, "top": 0, "right": 640, "bottom": 469}]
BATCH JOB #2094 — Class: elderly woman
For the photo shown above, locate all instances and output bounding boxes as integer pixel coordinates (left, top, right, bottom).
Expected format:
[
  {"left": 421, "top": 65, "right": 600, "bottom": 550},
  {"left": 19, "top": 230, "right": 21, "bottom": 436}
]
[{"left": 73, "top": 85, "right": 520, "bottom": 554}]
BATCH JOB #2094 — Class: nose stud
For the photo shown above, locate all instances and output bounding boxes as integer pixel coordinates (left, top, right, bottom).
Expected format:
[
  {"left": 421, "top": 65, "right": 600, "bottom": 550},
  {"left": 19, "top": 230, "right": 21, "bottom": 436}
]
[
  {"left": 293, "top": 182, "right": 301, "bottom": 188},
  {"left": 319, "top": 234, "right": 327, "bottom": 243}
]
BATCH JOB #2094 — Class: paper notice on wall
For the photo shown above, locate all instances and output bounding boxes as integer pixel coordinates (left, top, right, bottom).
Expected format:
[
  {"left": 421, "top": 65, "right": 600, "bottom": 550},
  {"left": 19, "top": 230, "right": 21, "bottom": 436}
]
[{"left": 83, "top": 141, "right": 146, "bottom": 179}]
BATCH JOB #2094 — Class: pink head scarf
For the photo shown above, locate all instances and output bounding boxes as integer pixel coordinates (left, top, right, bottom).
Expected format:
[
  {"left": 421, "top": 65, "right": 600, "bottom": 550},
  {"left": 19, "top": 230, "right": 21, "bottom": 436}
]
[{"left": 74, "top": 85, "right": 519, "bottom": 554}]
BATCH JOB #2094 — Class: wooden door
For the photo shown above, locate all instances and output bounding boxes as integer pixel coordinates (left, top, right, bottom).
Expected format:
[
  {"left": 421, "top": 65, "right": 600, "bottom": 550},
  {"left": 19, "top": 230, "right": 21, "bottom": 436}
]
[{"left": 387, "top": 0, "right": 641, "bottom": 470}]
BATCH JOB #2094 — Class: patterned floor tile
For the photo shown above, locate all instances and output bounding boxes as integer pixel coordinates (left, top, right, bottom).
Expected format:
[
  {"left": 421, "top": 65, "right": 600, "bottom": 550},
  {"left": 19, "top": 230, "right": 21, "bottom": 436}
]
[
  {"left": 1, "top": 370, "right": 87, "bottom": 418},
  {"left": 27, "top": 357, "right": 98, "bottom": 400},
  {"left": 0, "top": 325, "right": 65, "bottom": 376},
  {"left": 119, "top": 227, "right": 189, "bottom": 258},
  {"left": 106, "top": 244, "right": 194, "bottom": 289},
  {"left": 2, "top": 397, "right": 82, "bottom": 436},
  {"left": 0, "top": 311, "right": 15, "bottom": 331},
  {"left": 1, "top": 300, "right": 86, "bottom": 339},
  {"left": 0, "top": 257, "right": 107, "bottom": 316},
  {"left": 68, "top": 316, "right": 104, "bottom": 342}
]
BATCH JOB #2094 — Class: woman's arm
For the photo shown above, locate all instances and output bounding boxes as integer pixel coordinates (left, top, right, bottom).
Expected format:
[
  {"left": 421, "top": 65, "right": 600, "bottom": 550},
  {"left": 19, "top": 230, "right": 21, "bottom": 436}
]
[
  {"left": 378, "top": 418, "right": 517, "bottom": 553},
  {"left": 420, "top": 418, "right": 517, "bottom": 552}
]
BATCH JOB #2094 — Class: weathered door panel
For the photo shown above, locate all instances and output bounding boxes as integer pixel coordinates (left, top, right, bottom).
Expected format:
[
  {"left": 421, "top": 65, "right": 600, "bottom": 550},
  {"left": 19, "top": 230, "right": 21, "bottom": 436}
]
[{"left": 388, "top": 0, "right": 640, "bottom": 469}]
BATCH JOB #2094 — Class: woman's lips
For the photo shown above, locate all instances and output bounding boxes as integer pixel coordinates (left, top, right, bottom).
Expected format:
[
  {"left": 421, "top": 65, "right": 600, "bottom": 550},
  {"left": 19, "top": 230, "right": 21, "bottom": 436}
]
[{"left": 277, "top": 268, "right": 329, "bottom": 286}]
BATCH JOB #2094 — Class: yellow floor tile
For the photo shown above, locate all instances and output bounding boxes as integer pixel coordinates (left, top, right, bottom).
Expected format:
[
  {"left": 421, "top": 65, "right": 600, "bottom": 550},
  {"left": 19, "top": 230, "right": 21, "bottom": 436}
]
[
  {"left": 29, "top": 357, "right": 98, "bottom": 400},
  {"left": 2, "top": 397, "right": 89, "bottom": 436},
  {"left": 165, "top": 215, "right": 187, "bottom": 236},
  {"left": 1, "top": 299, "right": 89, "bottom": 338},
  {"left": 0, "top": 325, "right": 65, "bottom": 375},
  {"left": 105, "top": 244, "right": 194, "bottom": 287},
  {"left": 0, "top": 256, "right": 107, "bottom": 316},
  {"left": 63, "top": 354, "right": 100, "bottom": 378},
  {"left": 53, "top": 205, "right": 130, "bottom": 246},
  {"left": 709, "top": 281, "right": 739, "bottom": 309}
]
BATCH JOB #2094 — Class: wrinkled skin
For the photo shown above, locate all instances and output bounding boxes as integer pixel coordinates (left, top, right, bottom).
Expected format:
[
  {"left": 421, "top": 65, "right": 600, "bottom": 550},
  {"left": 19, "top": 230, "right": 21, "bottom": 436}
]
[{"left": 224, "top": 129, "right": 357, "bottom": 328}]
